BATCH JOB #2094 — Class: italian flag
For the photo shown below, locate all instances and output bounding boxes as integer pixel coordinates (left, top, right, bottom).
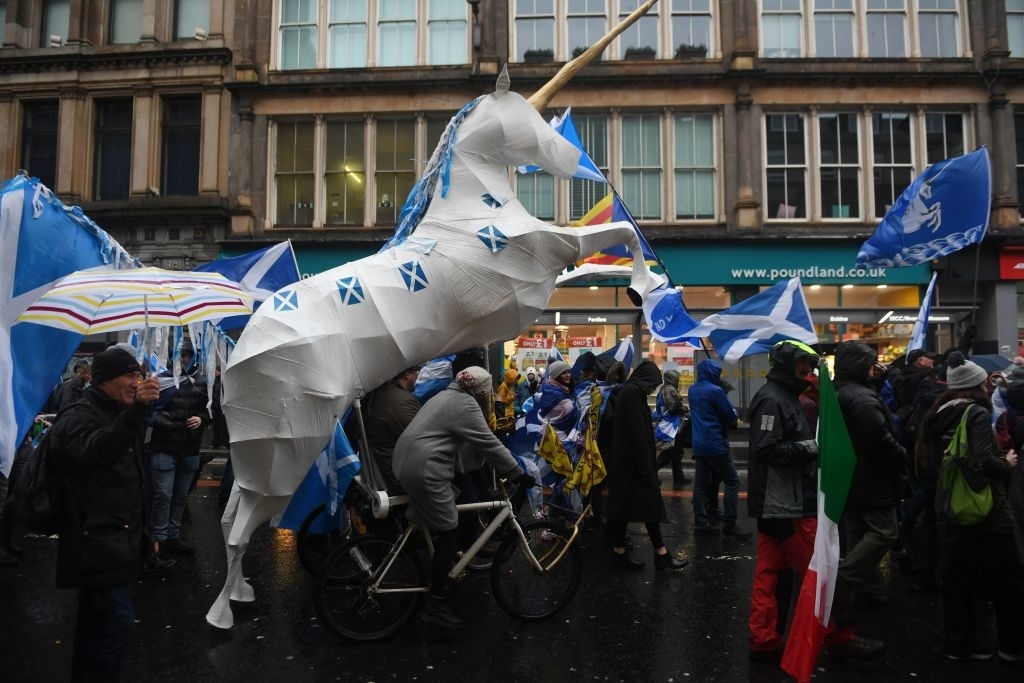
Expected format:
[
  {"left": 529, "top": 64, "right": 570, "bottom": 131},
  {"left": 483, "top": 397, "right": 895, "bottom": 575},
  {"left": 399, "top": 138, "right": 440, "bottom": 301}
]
[{"left": 780, "top": 357, "right": 857, "bottom": 683}]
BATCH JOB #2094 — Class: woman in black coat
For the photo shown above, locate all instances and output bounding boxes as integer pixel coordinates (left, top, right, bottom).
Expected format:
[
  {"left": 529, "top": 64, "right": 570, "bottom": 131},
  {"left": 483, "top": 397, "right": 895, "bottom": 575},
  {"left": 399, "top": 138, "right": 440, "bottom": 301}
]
[{"left": 604, "top": 360, "right": 687, "bottom": 571}]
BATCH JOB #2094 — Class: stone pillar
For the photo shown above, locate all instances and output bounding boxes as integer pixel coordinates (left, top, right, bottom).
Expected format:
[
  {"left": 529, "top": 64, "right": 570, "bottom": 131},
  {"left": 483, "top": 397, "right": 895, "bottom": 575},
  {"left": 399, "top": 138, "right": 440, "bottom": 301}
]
[
  {"left": 56, "top": 88, "right": 87, "bottom": 201},
  {"left": 130, "top": 86, "right": 155, "bottom": 197},
  {"left": 0, "top": 92, "right": 15, "bottom": 177},
  {"left": 140, "top": 0, "right": 158, "bottom": 42},
  {"left": 988, "top": 84, "right": 1019, "bottom": 228},
  {"left": 230, "top": 98, "right": 255, "bottom": 237},
  {"left": 734, "top": 81, "right": 759, "bottom": 229},
  {"left": 200, "top": 86, "right": 222, "bottom": 195}
]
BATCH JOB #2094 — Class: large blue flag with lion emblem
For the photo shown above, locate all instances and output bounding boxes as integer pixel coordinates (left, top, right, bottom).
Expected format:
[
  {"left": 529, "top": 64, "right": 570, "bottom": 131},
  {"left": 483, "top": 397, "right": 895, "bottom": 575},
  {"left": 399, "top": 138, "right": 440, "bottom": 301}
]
[{"left": 857, "top": 147, "right": 990, "bottom": 268}]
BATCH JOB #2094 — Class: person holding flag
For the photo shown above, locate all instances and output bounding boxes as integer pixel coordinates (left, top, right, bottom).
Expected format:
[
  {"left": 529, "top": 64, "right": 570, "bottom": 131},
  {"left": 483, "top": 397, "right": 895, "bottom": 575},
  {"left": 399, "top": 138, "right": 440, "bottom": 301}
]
[{"left": 746, "top": 340, "right": 884, "bottom": 667}]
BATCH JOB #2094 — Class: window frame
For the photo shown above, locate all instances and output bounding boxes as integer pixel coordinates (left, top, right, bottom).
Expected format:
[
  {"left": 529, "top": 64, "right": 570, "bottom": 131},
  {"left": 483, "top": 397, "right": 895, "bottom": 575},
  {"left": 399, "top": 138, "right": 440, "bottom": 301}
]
[
  {"left": 93, "top": 98, "right": 134, "bottom": 202},
  {"left": 161, "top": 95, "right": 202, "bottom": 197},
  {"left": 21, "top": 99, "right": 60, "bottom": 191}
]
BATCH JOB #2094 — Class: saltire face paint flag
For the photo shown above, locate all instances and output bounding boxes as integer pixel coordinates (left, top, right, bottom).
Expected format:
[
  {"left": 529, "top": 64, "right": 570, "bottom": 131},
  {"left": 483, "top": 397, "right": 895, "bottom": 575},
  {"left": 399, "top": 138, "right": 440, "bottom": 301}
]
[
  {"left": 675, "top": 278, "right": 818, "bottom": 364},
  {"left": 193, "top": 241, "right": 301, "bottom": 331},
  {"left": 856, "top": 146, "right": 990, "bottom": 268},
  {"left": 517, "top": 108, "right": 607, "bottom": 183},
  {"left": 907, "top": 272, "right": 938, "bottom": 354},
  {"left": 0, "top": 175, "right": 136, "bottom": 477},
  {"left": 275, "top": 414, "right": 361, "bottom": 532},
  {"left": 780, "top": 357, "right": 858, "bottom": 683}
]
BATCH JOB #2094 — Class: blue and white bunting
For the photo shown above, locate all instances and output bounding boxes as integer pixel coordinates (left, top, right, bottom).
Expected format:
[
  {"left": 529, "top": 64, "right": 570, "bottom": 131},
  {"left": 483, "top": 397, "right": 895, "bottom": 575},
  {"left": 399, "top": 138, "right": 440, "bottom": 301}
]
[{"left": 907, "top": 272, "right": 938, "bottom": 354}]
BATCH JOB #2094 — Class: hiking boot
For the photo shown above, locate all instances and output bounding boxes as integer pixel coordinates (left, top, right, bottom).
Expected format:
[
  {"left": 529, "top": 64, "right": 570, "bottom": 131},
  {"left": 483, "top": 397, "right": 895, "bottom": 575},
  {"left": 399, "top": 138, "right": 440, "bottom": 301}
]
[
  {"left": 693, "top": 525, "right": 720, "bottom": 536},
  {"left": 142, "top": 553, "right": 176, "bottom": 578},
  {"left": 827, "top": 636, "right": 886, "bottom": 661},
  {"left": 723, "top": 524, "right": 753, "bottom": 541},
  {"left": 163, "top": 537, "right": 196, "bottom": 555},
  {"left": 653, "top": 552, "right": 689, "bottom": 571},
  {"left": 943, "top": 648, "right": 994, "bottom": 661},
  {"left": 609, "top": 549, "right": 645, "bottom": 571},
  {"left": 419, "top": 596, "right": 463, "bottom": 629}
]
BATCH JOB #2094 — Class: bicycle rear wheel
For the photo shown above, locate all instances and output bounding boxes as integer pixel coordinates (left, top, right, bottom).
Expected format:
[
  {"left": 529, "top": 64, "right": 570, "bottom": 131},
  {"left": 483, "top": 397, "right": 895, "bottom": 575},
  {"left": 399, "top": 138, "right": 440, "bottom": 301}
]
[
  {"left": 297, "top": 503, "right": 350, "bottom": 577},
  {"left": 316, "top": 534, "right": 426, "bottom": 641},
  {"left": 490, "top": 519, "right": 582, "bottom": 621}
]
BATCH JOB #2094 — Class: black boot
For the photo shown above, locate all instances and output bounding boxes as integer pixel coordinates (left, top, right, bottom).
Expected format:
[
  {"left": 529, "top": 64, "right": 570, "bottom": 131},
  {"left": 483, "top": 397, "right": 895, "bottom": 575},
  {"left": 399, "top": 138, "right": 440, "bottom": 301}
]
[
  {"left": 420, "top": 595, "right": 463, "bottom": 629},
  {"left": 654, "top": 551, "right": 689, "bottom": 571},
  {"left": 609, "top": 549, "right": 645, "bottom": 571}
]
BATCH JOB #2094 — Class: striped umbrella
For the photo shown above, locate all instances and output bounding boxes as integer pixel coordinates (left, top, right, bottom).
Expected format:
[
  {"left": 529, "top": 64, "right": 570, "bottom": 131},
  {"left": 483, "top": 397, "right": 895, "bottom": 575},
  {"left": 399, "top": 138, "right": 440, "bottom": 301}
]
[{"left": 18, "top": 266, "right": 254, "bottom": 334}]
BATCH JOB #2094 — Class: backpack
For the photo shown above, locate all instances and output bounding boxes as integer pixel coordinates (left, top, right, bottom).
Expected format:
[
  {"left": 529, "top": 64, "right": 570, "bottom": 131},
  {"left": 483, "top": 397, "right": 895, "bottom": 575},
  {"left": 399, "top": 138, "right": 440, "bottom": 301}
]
[
  {"left": 8, "top": 420, "right": 64, "bottom": 534},
  {"left": 938, "top": 405, "right": 993, "bottom": 526}
]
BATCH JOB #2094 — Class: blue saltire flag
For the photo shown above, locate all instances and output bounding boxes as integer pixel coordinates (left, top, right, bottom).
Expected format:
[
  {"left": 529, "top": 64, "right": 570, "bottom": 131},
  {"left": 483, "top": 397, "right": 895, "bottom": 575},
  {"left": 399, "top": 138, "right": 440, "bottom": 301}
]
[
  {"left": 412, "top": 354, "right": 456, "bottom": 403},
  {"left": 275, "top": 414, "right": 361, "bottom": 532},
  {"left": 0, "top": 176, "right": 136, "bottom": 477},
  {"left": 677, "top": 278, "right": 818, "bottom": 364},
  {"left": 518, "top": 108, "right": 607, "bottom": 183},
  {"left": 591, "top": 337, "right": 635, "bottom": 374},
  {"left": 643, "top": 287, "right": 702, "bottom": 346},
  {"left": 548, "top": 345, "right": 566, "bottom": 366},
  {"left": 857, "top": 147, "right": 991, "bottom": 268},
  {"left": 907, "top": 272, "right": 938, "bottom": 354},
  {"left": 193, "top": 241, "right": 301, "bottom": 330}
]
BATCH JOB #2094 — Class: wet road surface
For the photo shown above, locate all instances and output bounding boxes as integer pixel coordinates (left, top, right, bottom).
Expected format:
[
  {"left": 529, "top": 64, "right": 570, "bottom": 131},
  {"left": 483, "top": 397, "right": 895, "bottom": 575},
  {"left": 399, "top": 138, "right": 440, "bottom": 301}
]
[{"left": 2, "top": 467, "right": 1021, "bottom": 682}]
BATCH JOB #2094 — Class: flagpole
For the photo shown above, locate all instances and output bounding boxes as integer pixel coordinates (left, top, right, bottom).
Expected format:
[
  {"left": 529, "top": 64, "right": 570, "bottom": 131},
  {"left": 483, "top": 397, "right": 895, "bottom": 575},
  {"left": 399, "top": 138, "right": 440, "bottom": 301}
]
[{"left": 970, "top": 242, "right": 981, "bottom": 326}]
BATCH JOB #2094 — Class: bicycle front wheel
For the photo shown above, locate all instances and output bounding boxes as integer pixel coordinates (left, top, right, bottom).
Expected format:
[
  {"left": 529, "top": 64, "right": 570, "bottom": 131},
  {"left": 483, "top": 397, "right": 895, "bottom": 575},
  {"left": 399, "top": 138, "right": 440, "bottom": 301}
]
[
  {"left": 490, "top": 519, "right": 582, "bottom": 621},
  {"left": 316, "top": 534, "right": 425, "bottom": 641}
]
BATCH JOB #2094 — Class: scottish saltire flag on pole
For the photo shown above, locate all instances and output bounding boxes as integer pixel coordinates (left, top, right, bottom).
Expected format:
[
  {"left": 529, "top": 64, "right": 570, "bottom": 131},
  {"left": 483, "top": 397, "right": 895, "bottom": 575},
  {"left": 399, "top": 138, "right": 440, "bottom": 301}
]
[
  {"left": 780, "top": 358, "right": 857, "bottom": 683},
  {"left": 275, "top": 415, "right": 361, "bottom": 531},
  {"left": 643, "top": 287, "right": 702, "bottom": 347},
  {"left": 596, "top": 337, "right": 634, "bottom": 372},
  {"left": 518, "top": 108, "right": 607, "bottom": 182},
  {"left": 0, "top": 176, "right": 136, "bottom": 477},
  {"left": 675, "top": 278, "right": 817, "bottom": 364},
  {"left": 857, "top": 147, "right": 991, "bottom": 268},
  {"left": 907, "top": 272, "right": 938, "bottom": 354},
  {"left": 193, "top": 241, "right": 301, "bottom": 330}
]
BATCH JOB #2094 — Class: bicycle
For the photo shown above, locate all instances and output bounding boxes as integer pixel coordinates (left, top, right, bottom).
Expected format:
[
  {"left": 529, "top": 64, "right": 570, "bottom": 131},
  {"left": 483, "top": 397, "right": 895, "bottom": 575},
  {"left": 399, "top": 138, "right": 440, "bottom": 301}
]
[{"left": 315, "top": 480, "right": 586, "bottom": 641}]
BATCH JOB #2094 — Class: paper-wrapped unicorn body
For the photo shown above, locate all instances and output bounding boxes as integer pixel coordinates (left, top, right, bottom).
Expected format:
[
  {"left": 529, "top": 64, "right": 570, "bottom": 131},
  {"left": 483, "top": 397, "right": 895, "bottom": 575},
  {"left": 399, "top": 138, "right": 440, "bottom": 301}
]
[{"left": 208, "top": 2, "right": 665, "bottom": 630}]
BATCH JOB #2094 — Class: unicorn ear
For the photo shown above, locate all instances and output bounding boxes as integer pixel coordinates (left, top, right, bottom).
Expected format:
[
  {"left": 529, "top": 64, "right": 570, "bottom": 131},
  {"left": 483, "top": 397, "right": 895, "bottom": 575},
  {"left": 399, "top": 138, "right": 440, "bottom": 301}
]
[{"left": 496, "top": 64, "right": 510, "bottom": 94}]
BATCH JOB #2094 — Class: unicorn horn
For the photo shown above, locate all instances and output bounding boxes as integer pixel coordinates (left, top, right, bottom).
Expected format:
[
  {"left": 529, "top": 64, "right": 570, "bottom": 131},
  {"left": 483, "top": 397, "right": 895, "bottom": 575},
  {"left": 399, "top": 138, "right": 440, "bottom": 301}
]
[{"left": 528, "top": 0, "right": 661, "bottom": 111}]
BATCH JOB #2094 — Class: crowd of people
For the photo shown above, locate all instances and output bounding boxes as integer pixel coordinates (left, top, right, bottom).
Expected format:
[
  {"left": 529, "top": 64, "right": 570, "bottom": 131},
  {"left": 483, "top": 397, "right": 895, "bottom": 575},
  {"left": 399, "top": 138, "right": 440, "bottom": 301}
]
[{"left": 4, "top": 333, "right": 1024, "bottom": 680}]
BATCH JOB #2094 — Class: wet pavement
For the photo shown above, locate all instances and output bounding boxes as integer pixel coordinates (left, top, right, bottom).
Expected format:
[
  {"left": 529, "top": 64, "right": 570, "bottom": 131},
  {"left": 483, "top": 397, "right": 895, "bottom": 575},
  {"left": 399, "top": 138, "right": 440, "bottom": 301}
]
[{"left": 2, "top": 466, "right": 1021, "bottom": 683}]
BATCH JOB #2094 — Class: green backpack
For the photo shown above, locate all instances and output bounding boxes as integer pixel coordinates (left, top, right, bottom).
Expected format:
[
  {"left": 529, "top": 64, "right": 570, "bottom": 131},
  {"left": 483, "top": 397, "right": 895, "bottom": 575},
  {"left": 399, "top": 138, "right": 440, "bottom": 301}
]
[{"left": 939, "top": 405, "right": 994, "bottom": 526}]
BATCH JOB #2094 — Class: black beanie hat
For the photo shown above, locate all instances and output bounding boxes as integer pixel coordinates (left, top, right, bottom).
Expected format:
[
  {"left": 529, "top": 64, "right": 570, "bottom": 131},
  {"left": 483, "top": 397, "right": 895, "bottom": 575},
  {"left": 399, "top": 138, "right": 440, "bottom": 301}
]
[{"left": 90, "top": 347, "right": 141, "bottom": 386}]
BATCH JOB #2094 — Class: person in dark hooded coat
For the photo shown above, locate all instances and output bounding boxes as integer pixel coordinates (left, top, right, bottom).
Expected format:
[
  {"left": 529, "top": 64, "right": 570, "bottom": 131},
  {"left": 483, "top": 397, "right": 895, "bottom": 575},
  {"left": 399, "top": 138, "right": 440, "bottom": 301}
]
[
  {"left": 833, "top": 341, "right": 907, "bottom": 608},
  {"left": 604, "top": 360, "right": 687, "bottom": 571}
]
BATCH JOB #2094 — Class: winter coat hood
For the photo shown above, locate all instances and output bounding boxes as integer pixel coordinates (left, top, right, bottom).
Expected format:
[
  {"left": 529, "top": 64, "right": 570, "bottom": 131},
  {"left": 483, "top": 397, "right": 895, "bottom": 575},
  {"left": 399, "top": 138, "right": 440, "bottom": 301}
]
[
  {"left": 629, "top": 360, "right": 663, "bottom": 395},
  {"left": 834, "top": 341, "right": 876, "bottom": 381},
  {"left": 696, "top": 359, "right": 723, "bottom": 385}
]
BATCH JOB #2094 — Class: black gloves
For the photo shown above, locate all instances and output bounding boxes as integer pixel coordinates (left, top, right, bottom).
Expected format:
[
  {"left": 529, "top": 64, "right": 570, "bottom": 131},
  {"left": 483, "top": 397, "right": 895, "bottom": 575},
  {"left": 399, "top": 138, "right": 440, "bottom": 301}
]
[{"left": 513, "top": 472, "right": 537, "bottom": 490}]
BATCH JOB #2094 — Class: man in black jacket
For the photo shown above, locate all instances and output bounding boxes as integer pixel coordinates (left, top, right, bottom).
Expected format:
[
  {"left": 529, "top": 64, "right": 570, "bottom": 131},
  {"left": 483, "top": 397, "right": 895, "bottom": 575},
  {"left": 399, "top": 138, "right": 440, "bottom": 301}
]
[
  {"left": 833, "top": 341, "right": 908, "bottom": 608},
  {"left": 49, "top": 346, "right": 160, "bottom": 682}
]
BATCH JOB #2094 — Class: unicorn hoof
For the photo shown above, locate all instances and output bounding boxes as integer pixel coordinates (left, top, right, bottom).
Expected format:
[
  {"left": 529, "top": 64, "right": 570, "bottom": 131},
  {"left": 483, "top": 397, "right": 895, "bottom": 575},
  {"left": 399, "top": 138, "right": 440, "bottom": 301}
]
[
  {"left": 231, "top": 580, "right": 256, "bottom": 603},
  {"left": 206, "top": 608, "right": 234, "bottom": 630}
]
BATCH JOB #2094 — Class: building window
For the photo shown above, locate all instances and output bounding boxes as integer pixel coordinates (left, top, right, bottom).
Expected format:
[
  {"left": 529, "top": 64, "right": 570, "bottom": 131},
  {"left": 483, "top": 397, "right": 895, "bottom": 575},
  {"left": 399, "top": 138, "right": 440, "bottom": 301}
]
[
  {"left": 765, "top": 113, "right": 807, "bottom": 219},
  {"left": 280, "top": 0, "right": 318, "bottom": 69},
  {"left": 618, "top": 0, "right": 658, "bottom": 57},
  {"left": 674, "top": 113, "right": 715, "bottom": 219},
  {"left": 1016, "top": 110, "right": 1024, "bottom": 218},
  {"left": 924, "top": 112, "right": 964, "bottom": 162},
  {"left": 427, "top": 0, "right": 468, "bottom": 65},
  {"left": 94, "top": 99, "right": 133, "bottom": 201},
  {"left": 175, "top": 0, "right": 210, "bottom": 40},
  {"left": 761, "top": 0, "right": 802, "bottom": 58},
  {"left": 671, "top": 0, "right": 712, "bottom": 58},
  {"left": 872, "top": 112, "right": 912, "bottom": 218},
  {"left": 275, "top": 121, "right": 316, "bottom": 225},
  {"left": 378, "top": 0, "right": 417, "bottom": 66},
  {"left": 0, "top": 2, "right": 6, "bottom": 33},
  {"left": 21, "top": 101, "right": 59, "bottom": 190},
  {"left": 1011, "top": 0, "right": 1024, "bottom": 57},
  {"left": 569, "top": 114, "right": 608, "bottom": 220},
  {"left": 328, "top": 0, "right": 368, "bottom": 68},
  {"left": 621, "top": 113, "right": 662, "bottom": 220},
  {"left": 325, "top": 120, "right": 365, "bottom": 226},
  {"left": 567, "top": 0, "right": 608, "bottom": 59},
  {"left": 375, "top": 119, "right": 415, "bottom": 224},
  {"left": 819, "top": 112, "right": 860, "bottom": 219},
  {"left": 866, "top": 0, "right": 907, "bottom": 57},
  {"left": 518, "top": 172, "right": 556, "bottom": 220},
  {"left": 917, "top": 0, "right": 959, "bottom": 57},
  {"left": 814, "top": 0, "right": 855, "bottom": 57},
  {"left": 110, "top": 0, "right": 142, "bottom": 44},
  {"left": 515, "top": 0, "right": 556, "bottom": 61},
  {"left": 41, "top": 0, "right": 70, "bottom": 46},
  {"left": 162, "top": 97, "right": 201, "bottom": 196}
]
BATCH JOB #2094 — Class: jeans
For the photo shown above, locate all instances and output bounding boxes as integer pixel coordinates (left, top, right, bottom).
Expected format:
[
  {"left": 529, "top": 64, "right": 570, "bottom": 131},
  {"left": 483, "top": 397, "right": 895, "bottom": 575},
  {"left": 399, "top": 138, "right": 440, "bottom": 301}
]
[
  {"left": 150, "top": 452, "right": 200, "bottom": 542},
  {"left": 692, "top": 454, "right": 741, "bottom": 528},
  {"left": 72, "top": 582, "right": 135, "bottom": 682}
]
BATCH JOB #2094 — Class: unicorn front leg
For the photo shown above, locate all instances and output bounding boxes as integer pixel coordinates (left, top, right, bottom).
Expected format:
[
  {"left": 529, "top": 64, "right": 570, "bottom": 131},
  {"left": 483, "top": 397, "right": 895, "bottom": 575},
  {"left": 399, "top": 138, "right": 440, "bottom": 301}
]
[{"left": 570, "top": 222, "right": 665, "bottom": 304}]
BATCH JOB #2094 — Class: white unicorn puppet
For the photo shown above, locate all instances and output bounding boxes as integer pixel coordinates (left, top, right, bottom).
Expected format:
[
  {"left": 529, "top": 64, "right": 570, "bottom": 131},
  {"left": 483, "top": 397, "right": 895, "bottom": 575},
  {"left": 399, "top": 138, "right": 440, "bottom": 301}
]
[{"left": 207, "top": 1, "right": 664, "bottom": 629}]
